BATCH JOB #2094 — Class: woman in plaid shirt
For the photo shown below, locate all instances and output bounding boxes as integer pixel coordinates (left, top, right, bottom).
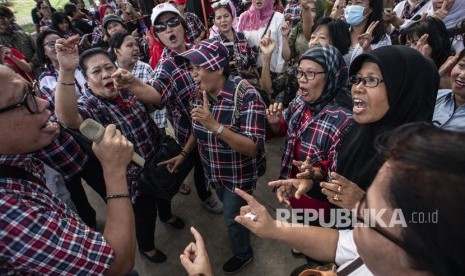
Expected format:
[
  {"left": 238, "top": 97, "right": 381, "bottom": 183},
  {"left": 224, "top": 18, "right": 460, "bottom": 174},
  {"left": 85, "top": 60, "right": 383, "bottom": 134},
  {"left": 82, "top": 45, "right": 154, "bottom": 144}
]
[
  {"left": 266, "top": 44, "right": 353, "bottom": 224},
  {"left": 176, "top": 39, "right": 266, "bottom": 274}
]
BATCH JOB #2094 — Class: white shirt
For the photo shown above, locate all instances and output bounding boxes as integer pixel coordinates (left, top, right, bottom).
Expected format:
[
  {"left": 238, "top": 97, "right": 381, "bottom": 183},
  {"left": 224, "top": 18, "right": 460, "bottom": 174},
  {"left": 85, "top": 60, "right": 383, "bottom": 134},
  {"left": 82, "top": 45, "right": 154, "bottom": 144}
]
[
  {"left": 392, "top": 0, "right": 433, "bottom": 30},
  {"left": 335, "top": 230, "right": 374, "bottom": 276},
  {"left": 240, "top": 12, "right": 286, "bottom": 73}
]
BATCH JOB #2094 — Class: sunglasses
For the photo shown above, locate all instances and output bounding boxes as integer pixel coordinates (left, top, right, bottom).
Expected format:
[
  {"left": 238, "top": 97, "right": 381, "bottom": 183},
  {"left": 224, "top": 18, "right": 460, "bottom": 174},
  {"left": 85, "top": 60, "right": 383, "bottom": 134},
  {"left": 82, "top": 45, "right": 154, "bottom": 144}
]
[
  {"left": 153, "top": 16, "right": 181, "bottom": 33},
  {"left": 212, "top": 0, "right": 229, "bottom": 9}
]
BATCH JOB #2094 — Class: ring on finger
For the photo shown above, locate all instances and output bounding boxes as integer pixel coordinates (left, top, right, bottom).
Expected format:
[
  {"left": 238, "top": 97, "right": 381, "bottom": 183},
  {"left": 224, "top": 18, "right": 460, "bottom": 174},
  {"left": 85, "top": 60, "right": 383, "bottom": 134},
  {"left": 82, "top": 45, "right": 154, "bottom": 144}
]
[
  {"left": 333, "top": 194, "right": 340, "bottom": 201},
  {"left": 337, "top": 185, "right": 341, "bottom": 193}
]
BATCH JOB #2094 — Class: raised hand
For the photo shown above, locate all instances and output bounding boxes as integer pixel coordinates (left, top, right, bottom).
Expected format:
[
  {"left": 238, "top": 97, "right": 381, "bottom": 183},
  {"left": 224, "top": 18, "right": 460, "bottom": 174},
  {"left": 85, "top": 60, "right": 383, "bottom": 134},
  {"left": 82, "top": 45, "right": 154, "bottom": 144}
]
[
  {"left": 234, "top": 188, "right": 276, "bottom": 239},
  {"left": 280, "top": 21, "right": 291, "bottom": 37},
  {"left": 294, "top": 156, "right": 314, "bottom": 179},
  {"left": 266, "top": 102, "right": 283, "bottom": 125},
  {"left": 434, "top": 0, "right": 453, "bottom": 20},
  {"left": 111, "top": 68, "right": 138, "bottom": 91},
  {"left": 358, "top": 20, "right": 379, "bottom": 52},
  {"left": 320, "top": 172, "right": 365, "bottom": 209},
  {"left": 268, "top": 178, "right": 313, "bottom": 206},
  {"left": 191, "top": 90, "right": 219, "bottom": 132},
  {"left": 439, "top": 51, "right": 461, "bottom": 77},
  {"left": 55, "top": 35, "right": 80, "bottom": 71},
  {"left": 413, "top": 34, "right": 432, "bottom": 58},
  {"left": 180, "top": 227, "right": 214, "bottom": 276}
]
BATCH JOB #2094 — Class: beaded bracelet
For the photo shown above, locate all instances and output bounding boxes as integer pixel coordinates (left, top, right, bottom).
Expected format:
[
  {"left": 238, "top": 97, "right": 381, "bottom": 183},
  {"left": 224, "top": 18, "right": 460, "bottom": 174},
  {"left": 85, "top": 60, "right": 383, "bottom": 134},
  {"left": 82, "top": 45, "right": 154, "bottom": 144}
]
[{"left": 105, "top": 194, "right": 131, "bottom": 200}]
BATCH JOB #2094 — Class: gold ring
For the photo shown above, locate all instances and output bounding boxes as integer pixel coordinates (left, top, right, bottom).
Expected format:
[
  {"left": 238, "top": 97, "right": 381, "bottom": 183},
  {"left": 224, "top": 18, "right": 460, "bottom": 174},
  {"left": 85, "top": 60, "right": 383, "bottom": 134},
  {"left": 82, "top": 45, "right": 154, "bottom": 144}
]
[{"left": 333, "top": 194, "right": 340, "bottom": 201}]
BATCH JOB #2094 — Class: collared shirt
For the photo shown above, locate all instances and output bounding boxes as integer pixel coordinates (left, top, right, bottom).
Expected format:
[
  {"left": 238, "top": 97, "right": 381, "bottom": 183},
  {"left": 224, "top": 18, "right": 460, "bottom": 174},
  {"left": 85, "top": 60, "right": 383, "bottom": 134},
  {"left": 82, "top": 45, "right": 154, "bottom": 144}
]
[
  {"left": 212, "top": 31, "right": 257, "bottom": 76},
  {"left": 77, "top": 88, "right": 158, "bottom": 201},
  {"left": 192, "top": 76, "right": 266, "bottom": 192},
  {"left": 0, "top": 156, "right": 113, "bottom": 275},
  {"left": 280, "top": 96, "right": 353, "bottom": 179},
  {"left": 184, "top": 12, "right": 206, "bottom": 43},
  {"left": 148, "top": 47, "right": 196, "bottom": 146},
  {"left": 284, "top": 2, "right": 301, "bottom": 27},
  {"left": 433, "top": 89, "right": 465, "bottom": 132},
  {"left": 39, "top": 65, "right": 86, "bottom": 115}
]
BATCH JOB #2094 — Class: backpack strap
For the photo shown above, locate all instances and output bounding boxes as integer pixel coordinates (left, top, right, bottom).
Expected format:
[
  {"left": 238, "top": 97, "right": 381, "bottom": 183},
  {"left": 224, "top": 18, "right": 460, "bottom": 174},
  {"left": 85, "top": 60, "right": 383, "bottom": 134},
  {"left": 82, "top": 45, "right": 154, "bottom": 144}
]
[
  {"left": 337, "top": 257, "right": 364, "bottom": 276},
  {"left": 233, "top": 78, "right": 246, "bottom": 120}
]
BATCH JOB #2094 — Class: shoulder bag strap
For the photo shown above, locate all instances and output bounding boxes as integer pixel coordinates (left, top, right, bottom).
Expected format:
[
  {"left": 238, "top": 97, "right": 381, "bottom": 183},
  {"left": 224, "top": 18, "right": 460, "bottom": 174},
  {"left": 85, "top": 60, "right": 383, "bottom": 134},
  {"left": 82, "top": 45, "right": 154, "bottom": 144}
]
[
  {"left": 234, "top": 79, "right": 246, "bottom": 120},
  {"left": 0, "top": 164, "right": 47, "bottom": 188},
  {"left": 261, "top": 12, "right": 275, "bottom": 39},
  {"left": 337, "top": 257, "right": 364, "bottom": 276}
]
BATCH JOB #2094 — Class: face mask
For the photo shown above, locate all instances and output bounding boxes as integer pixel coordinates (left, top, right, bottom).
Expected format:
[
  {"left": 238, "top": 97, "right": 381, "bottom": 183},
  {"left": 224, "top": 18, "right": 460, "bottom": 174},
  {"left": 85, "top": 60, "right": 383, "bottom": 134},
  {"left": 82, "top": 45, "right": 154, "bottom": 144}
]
[{"left": 345, "top": 5, "right": 366, "bottom": 26}]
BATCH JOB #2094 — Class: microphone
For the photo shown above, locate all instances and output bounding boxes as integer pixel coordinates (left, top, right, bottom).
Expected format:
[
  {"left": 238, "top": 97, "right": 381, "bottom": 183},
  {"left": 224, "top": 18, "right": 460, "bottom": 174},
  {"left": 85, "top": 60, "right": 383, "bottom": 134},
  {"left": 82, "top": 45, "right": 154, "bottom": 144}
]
[{"left": 79, "top": 118, "right": 146, "bottom": 168}]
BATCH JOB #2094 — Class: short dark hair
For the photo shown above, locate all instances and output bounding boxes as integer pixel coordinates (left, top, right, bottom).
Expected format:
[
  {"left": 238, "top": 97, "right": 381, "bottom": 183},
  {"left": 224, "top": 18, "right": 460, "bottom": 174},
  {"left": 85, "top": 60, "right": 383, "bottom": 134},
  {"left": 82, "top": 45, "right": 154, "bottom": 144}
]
[
  {"left": 399, "top": 17, "right": 453, "bottom": 68},
  {"left": 108, "top": 30, "right": 131, "bottom": 60},
  {"left": 0, "top": 5, "right": 15, "bottom": 19},
  {"left": 36, "top": 29, "right": 63, "bottom": 65},
  {"left": 79, "top": 48, "right": 115, "bottom": 78},
  {"left": 63, "top": 3, "right": 78, "bottom": 17},
  {"left": 378, "top": 123, "right": 465, "bottom": 275},
  {"left": 312, "top": 17, "right": 351, "bottom": 55}
]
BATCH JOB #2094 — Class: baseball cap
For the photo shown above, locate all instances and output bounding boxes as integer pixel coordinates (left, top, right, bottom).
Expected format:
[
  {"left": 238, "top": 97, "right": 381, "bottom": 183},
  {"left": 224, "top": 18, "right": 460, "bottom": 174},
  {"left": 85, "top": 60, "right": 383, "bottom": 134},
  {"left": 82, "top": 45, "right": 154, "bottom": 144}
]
[
  {"left": 102, "top": 14, "right": 124, "bottom": 30},
  {"left": 151, "top": 3, "right": 180, "bottom": 25},
  {"left": 175, "top": 39, "right": 229, "bottom": 71}
]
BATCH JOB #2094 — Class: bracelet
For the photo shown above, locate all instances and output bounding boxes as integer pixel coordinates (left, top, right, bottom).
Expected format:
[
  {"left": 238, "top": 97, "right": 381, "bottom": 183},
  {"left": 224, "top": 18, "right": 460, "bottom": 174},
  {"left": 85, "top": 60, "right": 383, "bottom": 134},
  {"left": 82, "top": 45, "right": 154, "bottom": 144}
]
[
  {"left": 180, "top": 150, "right": 188, "bottom": 158},
  {"left": 215, "top": 124, "right": 224, "bottom": 136},
  {"left": 57, "top": 81, "right": 76, "bottom": 86},
  {"left": 105, "top": 193, "right": 131, "bottom": 200}
]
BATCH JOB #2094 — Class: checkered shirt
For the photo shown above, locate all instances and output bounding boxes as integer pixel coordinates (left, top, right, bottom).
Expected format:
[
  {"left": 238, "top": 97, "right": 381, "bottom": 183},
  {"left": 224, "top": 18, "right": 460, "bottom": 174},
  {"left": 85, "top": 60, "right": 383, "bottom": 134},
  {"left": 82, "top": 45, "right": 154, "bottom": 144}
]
[
  {"left": 212, "top": 31, "right": 257, "bottom": 76},
  {"left": 148, "top": 47, "right": 197, "bottom": 146},
  {"left": 280, "top": 96, "right": 353, "bottom": 179},
  {"left": 192, "top": 76, "right": 266, "bottom": 192},
  {"left": 91, "top": 27, "right": 104, "bottom": 47},
  {"left": 77, "top": 88, "right": 158, "bottom": 201},
  {"left": 184, "top": 12, "right": 206, "bottom": 43},
  {"left": 284, "top": 3, "right": 301, "bottom": 27},
  {"left": 0, "top": 155, "right": 113, "bottom": 275}
]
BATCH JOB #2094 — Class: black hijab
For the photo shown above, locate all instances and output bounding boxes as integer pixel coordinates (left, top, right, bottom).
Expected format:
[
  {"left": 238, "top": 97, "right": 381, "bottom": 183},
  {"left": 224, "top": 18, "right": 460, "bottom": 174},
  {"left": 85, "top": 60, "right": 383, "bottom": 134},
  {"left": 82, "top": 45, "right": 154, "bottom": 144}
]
[{"left": 336, "top": 46, "right": 439, "bottom": 190}]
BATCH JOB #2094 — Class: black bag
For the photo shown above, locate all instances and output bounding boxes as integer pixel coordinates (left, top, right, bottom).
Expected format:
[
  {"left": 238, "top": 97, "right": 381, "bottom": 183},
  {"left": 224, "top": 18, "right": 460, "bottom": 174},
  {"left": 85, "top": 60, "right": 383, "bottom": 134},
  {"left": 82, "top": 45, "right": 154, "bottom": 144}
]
[{"left": 139, "top": 135, "right": 193, "bottom": 201}]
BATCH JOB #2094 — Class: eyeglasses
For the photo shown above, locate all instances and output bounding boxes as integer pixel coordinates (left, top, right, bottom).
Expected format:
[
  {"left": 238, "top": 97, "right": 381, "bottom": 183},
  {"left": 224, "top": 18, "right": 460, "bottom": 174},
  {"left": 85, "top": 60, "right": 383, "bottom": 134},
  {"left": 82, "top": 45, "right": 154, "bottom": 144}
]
[
  {"left": 43, "top": 41, "right": 56, "bottom": 48},
  {"left": 212, "top": 0, "right": 229, "bottom": 9},
  {"left": 294, "top": 69, "right": 325, "bottom": 81},
  {"left": 349, "top": 75, "right": 384, "bottom": 88},
  {"left": 0, "top": 82, "right": 39, "bottom": 115},
  {"left": 153, "top": 16, "right": 181, "bottom": 33},
  {"left": 356, "top": 194, "right": 409, "bottom": 251}
]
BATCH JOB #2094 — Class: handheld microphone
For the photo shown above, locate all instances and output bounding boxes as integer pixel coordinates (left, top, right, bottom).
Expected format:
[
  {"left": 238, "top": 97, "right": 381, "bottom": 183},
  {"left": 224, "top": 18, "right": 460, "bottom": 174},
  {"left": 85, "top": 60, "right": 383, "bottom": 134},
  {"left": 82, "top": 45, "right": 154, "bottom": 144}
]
[{"left": 79, "top": 118, "right": 146, "bottom": 168}]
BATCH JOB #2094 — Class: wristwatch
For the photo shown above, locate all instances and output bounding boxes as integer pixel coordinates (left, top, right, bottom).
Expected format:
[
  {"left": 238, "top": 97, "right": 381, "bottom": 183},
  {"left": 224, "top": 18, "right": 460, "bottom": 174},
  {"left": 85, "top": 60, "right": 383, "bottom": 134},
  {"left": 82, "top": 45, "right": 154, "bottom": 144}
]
[{"left": 215, "top": 124, "right": 225, "bottom": 136}]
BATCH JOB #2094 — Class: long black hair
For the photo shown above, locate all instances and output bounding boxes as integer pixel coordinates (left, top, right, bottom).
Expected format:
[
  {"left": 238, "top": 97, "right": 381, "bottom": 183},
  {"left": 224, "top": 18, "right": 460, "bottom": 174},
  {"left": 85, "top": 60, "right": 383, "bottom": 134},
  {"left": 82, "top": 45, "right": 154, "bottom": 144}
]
[{"left": 36, "top": 29, "right": 63, "bottom": 65}]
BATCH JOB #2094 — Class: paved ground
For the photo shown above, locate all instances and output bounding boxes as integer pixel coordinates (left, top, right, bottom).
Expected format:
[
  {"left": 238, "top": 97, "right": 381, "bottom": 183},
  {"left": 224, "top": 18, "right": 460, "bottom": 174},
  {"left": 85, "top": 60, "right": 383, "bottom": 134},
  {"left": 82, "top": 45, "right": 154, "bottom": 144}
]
[{"left": 85, "top": 136, "right": 307, "bottom": 276}]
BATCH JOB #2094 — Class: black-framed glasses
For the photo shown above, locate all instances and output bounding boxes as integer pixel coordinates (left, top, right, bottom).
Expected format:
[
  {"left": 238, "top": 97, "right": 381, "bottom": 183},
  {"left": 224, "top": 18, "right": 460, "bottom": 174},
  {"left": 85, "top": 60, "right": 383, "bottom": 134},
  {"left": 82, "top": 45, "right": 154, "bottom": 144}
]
[
  {"left": 212, "top": 0, "right": 229, "bottom": 9},
  {"left": 356, "top": 194, "right": 409, "bottom": 251},
  {"left": 349, "top": 75, "right": 384, "bottom": 88},
  {"left": 153, "top": 16, "right": 181, "bottom": 33},
  {"left": 295, "top": 69, "right": 325, "bottom": 81},
  {"left": 43, "top": 41, "right": 56, "bottom": 48},
  {"left": 0, "top": 82, "right": 39, "bottom": 115}
]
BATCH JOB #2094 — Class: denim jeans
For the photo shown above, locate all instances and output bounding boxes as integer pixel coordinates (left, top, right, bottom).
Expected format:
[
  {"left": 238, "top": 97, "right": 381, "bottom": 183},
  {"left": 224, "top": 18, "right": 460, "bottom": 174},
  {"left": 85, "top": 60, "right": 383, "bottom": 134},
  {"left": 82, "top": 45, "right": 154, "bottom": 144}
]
[{"left": 217, "top": 187, "right": 253, "bottom": 260}]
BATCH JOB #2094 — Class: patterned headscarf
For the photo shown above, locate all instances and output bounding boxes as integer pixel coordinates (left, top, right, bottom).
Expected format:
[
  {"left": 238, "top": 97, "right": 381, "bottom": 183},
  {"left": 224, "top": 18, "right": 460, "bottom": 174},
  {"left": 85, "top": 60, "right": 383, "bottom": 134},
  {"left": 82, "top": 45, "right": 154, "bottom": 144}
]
[{"left": 299, "top": 44, "right": 350, "bottom": 115}]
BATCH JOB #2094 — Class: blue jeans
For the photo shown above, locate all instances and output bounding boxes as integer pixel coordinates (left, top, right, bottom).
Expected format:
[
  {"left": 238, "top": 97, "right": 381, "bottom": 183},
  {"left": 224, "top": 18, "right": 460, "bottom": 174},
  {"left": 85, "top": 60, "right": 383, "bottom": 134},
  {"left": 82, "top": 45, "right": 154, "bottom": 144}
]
[{"left": 217, "top": 187, "right": 253, "bottom": 260}]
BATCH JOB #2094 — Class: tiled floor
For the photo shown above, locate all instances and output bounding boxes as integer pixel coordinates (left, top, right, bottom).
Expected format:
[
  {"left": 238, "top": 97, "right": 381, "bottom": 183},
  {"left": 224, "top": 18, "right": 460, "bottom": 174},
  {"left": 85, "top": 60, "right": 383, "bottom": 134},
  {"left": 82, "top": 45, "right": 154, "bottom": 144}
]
[{"left": 86, "top": 137, "right": 306, "bottom": 276}]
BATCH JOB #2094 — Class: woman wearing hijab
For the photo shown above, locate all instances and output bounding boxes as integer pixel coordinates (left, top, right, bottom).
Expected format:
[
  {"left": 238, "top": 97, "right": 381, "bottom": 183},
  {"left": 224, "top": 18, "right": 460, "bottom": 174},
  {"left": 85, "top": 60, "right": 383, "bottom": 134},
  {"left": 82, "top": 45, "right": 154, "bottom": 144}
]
[
  {"left": 211, "top": 0, "right": 257, "bottom": 77},
  {"left": 238, "top": 0, "right": 286, "bottom": 81},
  {"left": 267, "top": 44, "right": 353, "bottom": 222},
  {"left": 270, "top": 46, "right": 439, "bottom": 211},
  {"left": 209, "top": 0, "right": 239, "bottom": 38}
]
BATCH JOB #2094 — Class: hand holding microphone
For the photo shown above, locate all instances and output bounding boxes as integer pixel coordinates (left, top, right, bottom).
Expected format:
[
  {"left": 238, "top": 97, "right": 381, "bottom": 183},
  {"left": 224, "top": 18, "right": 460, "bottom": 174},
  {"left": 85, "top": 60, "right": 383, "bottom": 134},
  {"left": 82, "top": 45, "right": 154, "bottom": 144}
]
[{"left": 80, "top": 119, "right": 145, "bottom": 168}]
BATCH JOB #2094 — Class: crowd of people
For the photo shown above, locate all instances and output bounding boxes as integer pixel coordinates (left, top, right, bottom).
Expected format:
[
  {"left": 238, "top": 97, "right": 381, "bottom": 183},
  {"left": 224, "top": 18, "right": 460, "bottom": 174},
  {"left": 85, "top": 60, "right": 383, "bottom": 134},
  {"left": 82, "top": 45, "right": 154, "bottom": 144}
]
[{"left": 1, "top": 0, "right": 464, "bottom": 275}]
